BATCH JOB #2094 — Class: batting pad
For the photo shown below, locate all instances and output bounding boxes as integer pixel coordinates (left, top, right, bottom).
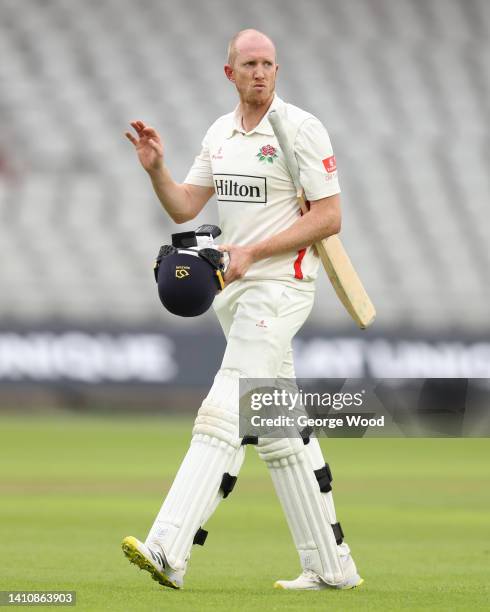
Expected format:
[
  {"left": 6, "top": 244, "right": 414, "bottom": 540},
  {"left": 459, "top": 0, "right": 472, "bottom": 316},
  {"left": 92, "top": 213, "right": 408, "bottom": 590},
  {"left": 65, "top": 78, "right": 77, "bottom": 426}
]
[
  {"left": 146, "top": 369, "right": 243, "bottom": 571},
  {"left": 272, "top": 374, "right": 351, "bottom": 558},
  {"left": 305, "top": 437, "right": 338, "bottom": 524},
  {"left": 257, "top": 437, "right": 345, "bottom": 585}
]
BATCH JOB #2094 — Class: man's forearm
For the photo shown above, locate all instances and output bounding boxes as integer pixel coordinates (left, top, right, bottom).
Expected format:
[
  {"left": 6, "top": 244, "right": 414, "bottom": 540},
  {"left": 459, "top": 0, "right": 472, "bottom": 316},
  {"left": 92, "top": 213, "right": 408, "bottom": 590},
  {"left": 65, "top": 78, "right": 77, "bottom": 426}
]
[
  {"left": 250, "top": 199, "right": 341, "bottom": 263},
  {"left": 147, "top": 166, "right": 195, "bottom": 223}
]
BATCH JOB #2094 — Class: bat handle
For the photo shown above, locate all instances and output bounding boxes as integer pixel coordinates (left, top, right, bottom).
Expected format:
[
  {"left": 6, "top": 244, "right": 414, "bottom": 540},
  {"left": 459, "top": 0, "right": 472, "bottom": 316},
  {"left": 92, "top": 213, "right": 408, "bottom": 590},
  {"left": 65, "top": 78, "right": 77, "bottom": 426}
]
[{"left": 268, "top": 110, "right": 302, "bottom": 195}]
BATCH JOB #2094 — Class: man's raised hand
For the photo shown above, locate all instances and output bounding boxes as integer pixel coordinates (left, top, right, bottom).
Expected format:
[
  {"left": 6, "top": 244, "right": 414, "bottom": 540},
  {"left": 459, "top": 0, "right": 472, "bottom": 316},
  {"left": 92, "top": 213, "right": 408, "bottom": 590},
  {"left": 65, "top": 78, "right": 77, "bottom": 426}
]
[{"left": 125, "top": 120, "right": 164, "bottom": 174}]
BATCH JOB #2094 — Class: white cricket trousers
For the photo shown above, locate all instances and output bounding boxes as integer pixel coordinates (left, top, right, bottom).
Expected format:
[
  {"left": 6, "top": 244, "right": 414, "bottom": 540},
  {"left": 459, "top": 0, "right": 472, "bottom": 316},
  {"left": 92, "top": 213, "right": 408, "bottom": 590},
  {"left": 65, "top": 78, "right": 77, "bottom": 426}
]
[{"left": 213, "top": 279, "right": 314, "bottom": 379}]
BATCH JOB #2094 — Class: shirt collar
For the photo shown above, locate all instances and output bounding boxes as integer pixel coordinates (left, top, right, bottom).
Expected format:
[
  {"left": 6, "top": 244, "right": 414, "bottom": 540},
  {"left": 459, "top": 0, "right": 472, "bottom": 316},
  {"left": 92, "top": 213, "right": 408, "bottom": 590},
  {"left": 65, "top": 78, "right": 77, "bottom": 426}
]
[{"left": 225, "top": 93, "right": 284, "bottom": 138}]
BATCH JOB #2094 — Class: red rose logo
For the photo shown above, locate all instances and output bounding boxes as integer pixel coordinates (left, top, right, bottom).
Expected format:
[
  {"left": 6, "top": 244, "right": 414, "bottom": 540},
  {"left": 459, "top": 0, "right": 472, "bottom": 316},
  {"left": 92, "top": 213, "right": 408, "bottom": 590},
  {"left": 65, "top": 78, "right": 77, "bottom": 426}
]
[
  {"left": 261, "top": 145, "right": 276, "bottom": 156},
  {"left": 257, "top": 144, "right": 278, "bottom": 164}
]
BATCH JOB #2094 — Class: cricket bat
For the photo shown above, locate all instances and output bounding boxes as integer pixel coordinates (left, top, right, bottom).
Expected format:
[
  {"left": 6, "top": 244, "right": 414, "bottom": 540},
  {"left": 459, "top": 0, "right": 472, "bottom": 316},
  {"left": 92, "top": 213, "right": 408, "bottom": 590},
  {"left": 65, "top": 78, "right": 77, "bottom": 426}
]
[{"left": 268, "top": 110, "right": 376, "bottom": 329}]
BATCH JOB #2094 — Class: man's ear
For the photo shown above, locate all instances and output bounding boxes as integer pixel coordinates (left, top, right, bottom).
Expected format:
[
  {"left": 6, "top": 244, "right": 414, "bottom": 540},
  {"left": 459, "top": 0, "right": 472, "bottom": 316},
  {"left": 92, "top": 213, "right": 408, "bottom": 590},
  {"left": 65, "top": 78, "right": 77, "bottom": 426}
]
[{"left": 224, "top": 64, "right": 235, "bottom": 82}]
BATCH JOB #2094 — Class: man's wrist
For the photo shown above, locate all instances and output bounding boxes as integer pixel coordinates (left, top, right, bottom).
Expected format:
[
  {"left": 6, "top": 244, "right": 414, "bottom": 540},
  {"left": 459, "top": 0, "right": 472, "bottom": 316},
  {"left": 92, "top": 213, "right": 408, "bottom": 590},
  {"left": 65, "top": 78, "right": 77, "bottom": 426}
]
[
  {"left": 147, "top": 163, "right": 166, "bottom": 180},
  {"left": 248, "top": 243, "right": 264, "bottom": 263}
]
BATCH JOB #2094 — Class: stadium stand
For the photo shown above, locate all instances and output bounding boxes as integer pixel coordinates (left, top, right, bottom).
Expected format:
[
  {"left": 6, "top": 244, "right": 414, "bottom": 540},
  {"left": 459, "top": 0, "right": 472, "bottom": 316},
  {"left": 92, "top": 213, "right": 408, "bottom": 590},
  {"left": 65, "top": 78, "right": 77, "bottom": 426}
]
[{"left": 0, "top": 0, "right": 488, "bottom": 331}]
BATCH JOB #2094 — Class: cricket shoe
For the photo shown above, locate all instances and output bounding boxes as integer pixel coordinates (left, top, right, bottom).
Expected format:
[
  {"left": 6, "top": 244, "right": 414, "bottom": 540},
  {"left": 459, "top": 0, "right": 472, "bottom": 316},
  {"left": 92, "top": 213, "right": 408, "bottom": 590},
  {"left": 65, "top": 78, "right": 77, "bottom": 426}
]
[
  {"left": 121, "top": 536, "right": 183, "bottom": 589},
  {"left": 274, "top": 550, "right": 363, "bottom": 591},
  {"left": 274, "top": 569, "right": 364, "bottom": 590}
]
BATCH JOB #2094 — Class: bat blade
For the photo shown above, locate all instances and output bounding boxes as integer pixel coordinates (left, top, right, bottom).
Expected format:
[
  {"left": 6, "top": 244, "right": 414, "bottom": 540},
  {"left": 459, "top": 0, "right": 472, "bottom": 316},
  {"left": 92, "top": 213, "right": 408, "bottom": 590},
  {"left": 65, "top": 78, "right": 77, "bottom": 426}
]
[{"left": 317, "top": 235, "right": 376, "bottom": 329}]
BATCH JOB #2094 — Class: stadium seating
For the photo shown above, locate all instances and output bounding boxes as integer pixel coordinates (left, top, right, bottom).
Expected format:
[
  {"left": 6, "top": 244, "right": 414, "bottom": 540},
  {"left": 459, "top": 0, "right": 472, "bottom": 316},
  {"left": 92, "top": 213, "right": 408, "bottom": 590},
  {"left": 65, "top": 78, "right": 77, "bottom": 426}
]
[{"left": 0, "top": 0, "right": 488, "bottom": 331}]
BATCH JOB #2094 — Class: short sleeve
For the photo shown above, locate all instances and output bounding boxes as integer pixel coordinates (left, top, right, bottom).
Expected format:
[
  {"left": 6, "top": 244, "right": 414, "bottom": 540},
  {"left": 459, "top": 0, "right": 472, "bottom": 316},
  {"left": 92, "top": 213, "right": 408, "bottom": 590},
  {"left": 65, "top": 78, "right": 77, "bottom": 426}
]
[
  {"left": 184, "top": 131, "right": 214, "bottom": 187},
  {"left": 294, "top": 117, "right": 341, "bottom": 201}
]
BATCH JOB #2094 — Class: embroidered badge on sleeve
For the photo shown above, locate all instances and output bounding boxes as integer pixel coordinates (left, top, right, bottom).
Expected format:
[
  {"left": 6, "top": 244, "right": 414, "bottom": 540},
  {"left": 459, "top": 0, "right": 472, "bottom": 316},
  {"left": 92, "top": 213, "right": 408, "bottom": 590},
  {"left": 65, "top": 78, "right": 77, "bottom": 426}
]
[{"left": 322, "top": 155, "right": 337, "bottom": 173}]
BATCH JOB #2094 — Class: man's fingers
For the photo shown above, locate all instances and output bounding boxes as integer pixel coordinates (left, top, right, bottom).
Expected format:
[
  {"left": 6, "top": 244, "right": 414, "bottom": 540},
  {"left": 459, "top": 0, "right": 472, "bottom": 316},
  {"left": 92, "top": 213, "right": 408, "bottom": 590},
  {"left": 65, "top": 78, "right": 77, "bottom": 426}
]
[
  {"left": 130, "top": 120, "right": 146, "bottom": 133},
  {"left": 130, "top": 122, "right": 141, "bottom": 134},
  {"left": 142, "top": 126, "right": 158, "bottom": 139},
  {"left": 223, "top": 268, "right": 241, "bottom": 285},
  {"left": 125, "top": 132, "right": 138, "bottom": 146},
  {"left": 223, "top": 270, "right": 234, "bottom": 284},
  {"left": 128, "top": 121, "right": 162, "bottom": 149}
]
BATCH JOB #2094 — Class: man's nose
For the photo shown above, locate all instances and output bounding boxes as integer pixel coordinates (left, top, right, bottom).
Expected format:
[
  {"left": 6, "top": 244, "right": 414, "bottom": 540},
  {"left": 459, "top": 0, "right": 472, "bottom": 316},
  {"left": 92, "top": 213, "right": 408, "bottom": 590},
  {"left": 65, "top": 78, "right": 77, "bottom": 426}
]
[{"left": 254, "top": 66, "right": 265, "bottom": 79}]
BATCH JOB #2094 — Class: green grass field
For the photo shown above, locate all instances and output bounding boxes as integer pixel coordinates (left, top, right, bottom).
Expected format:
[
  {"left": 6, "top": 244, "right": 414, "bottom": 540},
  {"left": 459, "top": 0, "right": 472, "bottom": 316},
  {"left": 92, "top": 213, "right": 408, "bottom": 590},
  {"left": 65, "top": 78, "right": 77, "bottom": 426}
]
[{"left": 0, "top": 415, "right": 488, "bottom": 611}]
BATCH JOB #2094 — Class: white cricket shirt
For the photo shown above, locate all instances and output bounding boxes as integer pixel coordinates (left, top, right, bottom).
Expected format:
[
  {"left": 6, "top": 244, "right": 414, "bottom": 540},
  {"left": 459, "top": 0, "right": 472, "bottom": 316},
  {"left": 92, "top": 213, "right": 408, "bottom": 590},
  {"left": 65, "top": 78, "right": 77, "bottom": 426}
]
[{"left": 184, "top": 94, "right": 340, "bottom": 289}]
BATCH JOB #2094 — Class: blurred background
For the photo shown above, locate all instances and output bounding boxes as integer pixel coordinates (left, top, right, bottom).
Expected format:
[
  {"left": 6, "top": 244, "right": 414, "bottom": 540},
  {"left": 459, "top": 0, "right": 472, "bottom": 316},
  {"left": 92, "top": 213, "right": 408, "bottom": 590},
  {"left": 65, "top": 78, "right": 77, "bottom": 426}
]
[{"left": 0, "top": 0, "right": 489, "bottom": 408}]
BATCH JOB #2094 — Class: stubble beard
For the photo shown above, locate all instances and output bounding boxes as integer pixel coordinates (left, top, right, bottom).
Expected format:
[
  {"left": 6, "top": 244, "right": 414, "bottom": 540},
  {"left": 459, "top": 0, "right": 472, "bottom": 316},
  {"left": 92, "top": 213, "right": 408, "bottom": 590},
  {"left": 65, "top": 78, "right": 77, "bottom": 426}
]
[{"left": 244, "top": 81, "right": 275, "bottom": 108}]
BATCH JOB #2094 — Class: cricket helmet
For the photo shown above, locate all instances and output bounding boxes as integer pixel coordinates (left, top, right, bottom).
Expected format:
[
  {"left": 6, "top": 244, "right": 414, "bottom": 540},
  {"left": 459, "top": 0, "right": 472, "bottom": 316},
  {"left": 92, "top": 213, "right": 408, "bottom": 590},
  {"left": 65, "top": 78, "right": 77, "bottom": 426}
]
[{"left": 154, "top": 226, "right": 225, "bottom": 317}]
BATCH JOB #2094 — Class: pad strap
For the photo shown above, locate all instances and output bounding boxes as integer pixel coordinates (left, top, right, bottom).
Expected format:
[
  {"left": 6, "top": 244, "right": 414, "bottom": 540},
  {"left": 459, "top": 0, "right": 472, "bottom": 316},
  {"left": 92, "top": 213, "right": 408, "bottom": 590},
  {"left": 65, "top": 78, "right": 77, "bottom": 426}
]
[
  {"left": 314, "top": 463, "right": 333, "bottom": 493},
  {"left": 332, "top": 522, "right": 344, "bottom": 545},
  {"left": 220, "top": 473, "right": 238, "bottom": 499},
  {"left": 301, "top": 426, "right": 314, "bottom": 445},
  {"left": 193, "top": 528, "right": 208, "bottom": 546}
]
